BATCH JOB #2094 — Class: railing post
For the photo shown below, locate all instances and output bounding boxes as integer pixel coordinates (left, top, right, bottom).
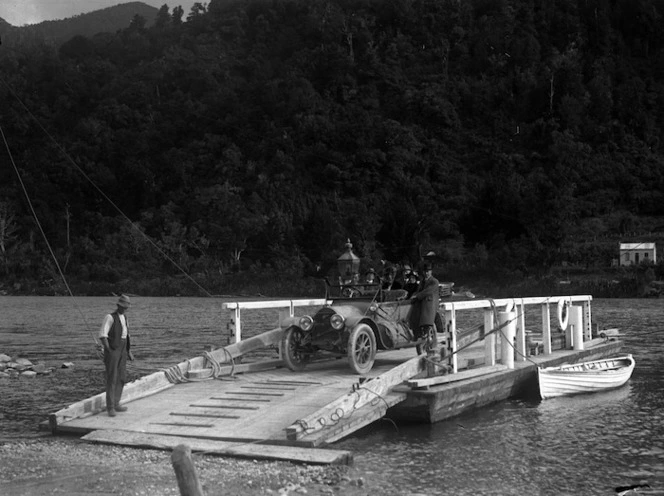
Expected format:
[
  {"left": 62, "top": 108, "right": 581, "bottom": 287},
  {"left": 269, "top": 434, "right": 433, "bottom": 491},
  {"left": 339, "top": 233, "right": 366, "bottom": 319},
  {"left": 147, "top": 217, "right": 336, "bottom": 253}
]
[
  {"left": 515, "top": 299, "right": 526, "bottom": 362},
  {"left": 447, "top": 306, "right": 458, "bottom": 373},
  {"left": 569, "top": 305, "right": 584, "bottom": 350},
  {"left": 541, "top": 303, "right": 552, "bottom": 355},
  {"left": 484, "top": 308, "right": 496, "bottom": 366},
  {"left": 234, "top": 306, "right": 242, "bottom": 343},
  {"left": 499, "top": 310, "right": 516, "bottom": 368},
  {"left": 582, "top": 299, "right": 592, "bottom": 341}
]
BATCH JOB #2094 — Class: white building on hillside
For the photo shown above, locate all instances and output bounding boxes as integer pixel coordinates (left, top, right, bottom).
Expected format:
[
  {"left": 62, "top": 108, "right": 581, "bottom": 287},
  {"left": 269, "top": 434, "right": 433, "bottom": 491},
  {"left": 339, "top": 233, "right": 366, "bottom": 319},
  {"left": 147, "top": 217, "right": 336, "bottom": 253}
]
[{"left": 619, "top": 242, "right": 657, "bottom": 266}]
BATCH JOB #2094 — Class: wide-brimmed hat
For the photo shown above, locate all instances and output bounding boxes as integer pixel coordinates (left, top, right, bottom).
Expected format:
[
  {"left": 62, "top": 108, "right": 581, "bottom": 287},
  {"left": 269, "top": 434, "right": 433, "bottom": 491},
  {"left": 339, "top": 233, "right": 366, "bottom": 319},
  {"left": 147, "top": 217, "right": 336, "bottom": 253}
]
[{"left": 117, "top": 294, "right": 131, "bottom": 308}]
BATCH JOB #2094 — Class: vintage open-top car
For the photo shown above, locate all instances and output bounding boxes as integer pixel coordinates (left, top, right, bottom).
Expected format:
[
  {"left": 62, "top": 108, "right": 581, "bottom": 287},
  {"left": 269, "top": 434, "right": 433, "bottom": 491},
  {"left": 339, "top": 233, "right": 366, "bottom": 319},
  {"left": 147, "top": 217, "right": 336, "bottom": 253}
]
[{"left": 280, "top": 282, "right": 447, "bottom": 374}]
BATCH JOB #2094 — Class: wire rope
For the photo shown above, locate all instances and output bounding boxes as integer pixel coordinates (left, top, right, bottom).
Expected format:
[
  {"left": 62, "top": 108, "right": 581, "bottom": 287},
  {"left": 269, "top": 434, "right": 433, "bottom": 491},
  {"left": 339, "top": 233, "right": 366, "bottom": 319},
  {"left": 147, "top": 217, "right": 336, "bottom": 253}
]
[
  {"left": 1, "top": 124, "right": 99, "bottom": 347},
  {"left": 0, "top": 75, "right": 214, "bottom": 298}
]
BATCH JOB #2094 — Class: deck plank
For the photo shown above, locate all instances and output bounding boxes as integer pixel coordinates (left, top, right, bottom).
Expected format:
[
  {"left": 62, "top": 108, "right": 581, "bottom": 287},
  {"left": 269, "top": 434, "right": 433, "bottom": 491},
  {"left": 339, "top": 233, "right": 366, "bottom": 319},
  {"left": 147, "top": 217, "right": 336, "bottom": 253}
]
[{"left": 82, "top": 430, "right": 353, "bottom": 465}]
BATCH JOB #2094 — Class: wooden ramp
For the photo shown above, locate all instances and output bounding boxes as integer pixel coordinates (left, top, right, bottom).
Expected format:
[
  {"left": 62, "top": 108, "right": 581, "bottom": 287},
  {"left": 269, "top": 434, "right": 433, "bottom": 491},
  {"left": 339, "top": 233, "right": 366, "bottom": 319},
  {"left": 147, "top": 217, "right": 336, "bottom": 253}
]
[{"left": 49, "top": 340, "right": 427, "bottom": 465}]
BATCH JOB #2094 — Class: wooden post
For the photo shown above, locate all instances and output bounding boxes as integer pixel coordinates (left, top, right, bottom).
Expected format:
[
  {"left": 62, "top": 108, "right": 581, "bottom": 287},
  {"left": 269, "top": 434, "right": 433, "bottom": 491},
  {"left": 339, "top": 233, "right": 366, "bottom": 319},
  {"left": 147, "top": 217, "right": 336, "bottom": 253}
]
[
  {"left": 499, "top": 311, "right": 515, "bottom": 369},
  {"left": 233, "top": 306, "right": 241, "bottom": 343},
  {"left": 582, "top": 299, "right": 592, "bottom": 341},
  {"left": 569, "top": 305, "right": 584, "bottom": 351},
  {"left": 484, "top": 309, "right": 496, "bottom": 366},
  {"left": 449, "top": 306, "right": 457, "bottom": 373},
  {"left": 515, "top": 299, "right": 526, "bottom": 362},
  {"left": 541, "top": 303, "right": 552, "bottom": 355},
  {"left": 171, "top": 444, "right": 205, "bottom": 496}
]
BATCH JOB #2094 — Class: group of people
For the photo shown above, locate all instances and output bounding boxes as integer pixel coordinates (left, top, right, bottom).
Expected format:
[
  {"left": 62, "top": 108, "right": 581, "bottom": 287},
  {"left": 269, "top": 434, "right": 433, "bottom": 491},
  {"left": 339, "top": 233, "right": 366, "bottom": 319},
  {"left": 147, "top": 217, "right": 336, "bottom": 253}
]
[
  {"left": 359, "top": 264, "right": 424, "bottom": 299},
  {"left": 359, "top": 263, "right": 440, "bottom": 342}
]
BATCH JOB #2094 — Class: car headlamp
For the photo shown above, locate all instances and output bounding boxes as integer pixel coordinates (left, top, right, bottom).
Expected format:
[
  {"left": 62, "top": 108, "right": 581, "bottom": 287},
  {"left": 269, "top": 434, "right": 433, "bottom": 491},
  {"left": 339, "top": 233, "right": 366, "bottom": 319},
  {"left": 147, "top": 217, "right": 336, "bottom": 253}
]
[
  {"left": 330, "top": 313, "right": 345, "bottom": 330},
  {"left": 299, "top": 315, "right": 314, "bottom": 331}
]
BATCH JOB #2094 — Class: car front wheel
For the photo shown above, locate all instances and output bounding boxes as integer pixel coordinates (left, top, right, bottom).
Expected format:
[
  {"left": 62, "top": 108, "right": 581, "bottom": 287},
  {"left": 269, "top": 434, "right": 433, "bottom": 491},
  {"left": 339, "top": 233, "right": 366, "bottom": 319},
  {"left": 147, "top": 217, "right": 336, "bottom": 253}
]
[
  {"left": 281, "top": 327, "right": 311, "bottom": 371},
  {"left": 347, "top": 324, "right": 377, "bottom": 375}
]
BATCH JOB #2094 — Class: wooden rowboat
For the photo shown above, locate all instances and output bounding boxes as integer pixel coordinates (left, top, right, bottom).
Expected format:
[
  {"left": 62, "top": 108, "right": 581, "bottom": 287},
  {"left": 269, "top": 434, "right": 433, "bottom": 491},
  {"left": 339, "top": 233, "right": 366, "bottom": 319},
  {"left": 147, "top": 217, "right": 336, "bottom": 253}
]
[{"left": 538, "top": 354, "right": 635, "bottom": 400}]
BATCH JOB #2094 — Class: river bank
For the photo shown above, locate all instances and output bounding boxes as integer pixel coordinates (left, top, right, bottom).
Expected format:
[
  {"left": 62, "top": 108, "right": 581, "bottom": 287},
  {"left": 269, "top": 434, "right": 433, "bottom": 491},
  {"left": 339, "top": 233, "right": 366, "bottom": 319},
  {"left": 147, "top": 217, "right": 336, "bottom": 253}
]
[
  {"left": 0, "top": 437, "right": 368, "bottom": 496},
  {"left": 1, "top": 265, "right": 662, "bottom": 299}
]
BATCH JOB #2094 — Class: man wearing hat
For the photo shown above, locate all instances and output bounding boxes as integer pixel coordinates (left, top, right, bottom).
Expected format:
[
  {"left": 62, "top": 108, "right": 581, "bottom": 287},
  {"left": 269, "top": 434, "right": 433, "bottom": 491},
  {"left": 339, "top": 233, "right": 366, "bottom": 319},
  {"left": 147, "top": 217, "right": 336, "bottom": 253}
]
[
  {"left": 410, "top": 263, "right": 440, "bottom": 342},
  {"left": 99, "top": 294, "right": 134, "bottom": 417}
]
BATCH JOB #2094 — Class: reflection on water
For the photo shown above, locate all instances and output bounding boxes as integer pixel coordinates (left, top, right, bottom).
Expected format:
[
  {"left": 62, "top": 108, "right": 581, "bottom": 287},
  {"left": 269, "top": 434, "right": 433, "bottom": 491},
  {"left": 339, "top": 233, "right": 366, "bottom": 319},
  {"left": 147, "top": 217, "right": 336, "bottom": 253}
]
[{"left": 1, "top": 297, "right": 663, "bottom": 495}]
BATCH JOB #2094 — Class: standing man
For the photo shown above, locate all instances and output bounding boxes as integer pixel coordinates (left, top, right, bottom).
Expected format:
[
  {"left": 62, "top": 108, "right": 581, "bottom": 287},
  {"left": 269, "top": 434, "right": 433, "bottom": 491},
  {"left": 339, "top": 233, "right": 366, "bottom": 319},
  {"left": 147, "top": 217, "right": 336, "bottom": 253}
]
[
  {"left": 99, "top": 294, "right": 134, "bottom": 417},
  {"left": 411, "top": 263, "right": 440, "bottom": 341}
]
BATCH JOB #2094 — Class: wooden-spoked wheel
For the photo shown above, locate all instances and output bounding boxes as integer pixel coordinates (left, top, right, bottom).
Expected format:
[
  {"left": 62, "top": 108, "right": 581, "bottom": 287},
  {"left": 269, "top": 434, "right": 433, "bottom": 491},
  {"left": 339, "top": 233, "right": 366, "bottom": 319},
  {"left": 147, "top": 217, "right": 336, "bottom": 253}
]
[
  {"left": 281, "top": 327, "right": 311, "bottom": 371},
  {"left": 347, "top": 324, "right": 377, "bottom": 375},
  {"left": 415, "top": 326, "right": 435, "bottom": 355}
]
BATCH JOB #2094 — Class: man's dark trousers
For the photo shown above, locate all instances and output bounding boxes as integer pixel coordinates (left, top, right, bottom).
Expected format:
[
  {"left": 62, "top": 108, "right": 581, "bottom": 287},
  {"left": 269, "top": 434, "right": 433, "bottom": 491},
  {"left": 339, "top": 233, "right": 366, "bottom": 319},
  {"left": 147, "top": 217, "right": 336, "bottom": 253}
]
[{"left": 104, "top": 339, "right": 127, "bottom": 411}]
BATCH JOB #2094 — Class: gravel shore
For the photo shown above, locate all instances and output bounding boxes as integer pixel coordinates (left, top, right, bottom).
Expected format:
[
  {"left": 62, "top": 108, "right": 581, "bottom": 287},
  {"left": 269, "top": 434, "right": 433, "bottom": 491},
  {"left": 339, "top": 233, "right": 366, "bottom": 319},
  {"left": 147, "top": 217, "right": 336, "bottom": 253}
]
[{"left": 0, "top": 437, "right": 368, "bottom": 496}]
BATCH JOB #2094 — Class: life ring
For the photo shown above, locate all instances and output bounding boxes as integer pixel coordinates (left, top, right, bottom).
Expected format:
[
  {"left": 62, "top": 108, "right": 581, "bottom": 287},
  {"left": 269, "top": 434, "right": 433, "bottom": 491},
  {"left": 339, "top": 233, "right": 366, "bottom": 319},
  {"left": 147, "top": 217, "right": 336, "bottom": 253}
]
[{"left": 557, "top": 298, "right": 571, "bottom": 330}]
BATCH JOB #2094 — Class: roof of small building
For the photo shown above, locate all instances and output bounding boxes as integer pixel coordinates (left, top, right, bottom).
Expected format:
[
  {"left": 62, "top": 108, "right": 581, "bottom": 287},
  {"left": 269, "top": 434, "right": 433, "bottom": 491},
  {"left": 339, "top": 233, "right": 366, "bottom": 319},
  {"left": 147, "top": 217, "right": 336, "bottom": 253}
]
[{"left": 619, "top": 242, "right": 656, "bottom": 250}]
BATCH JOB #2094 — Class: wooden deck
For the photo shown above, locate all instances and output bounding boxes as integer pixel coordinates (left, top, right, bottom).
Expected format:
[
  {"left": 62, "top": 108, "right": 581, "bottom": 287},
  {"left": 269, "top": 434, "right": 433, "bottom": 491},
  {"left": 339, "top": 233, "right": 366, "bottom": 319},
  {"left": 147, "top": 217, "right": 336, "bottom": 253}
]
[
  {"left": 49, "top": 347, "right": 431, "bottom": 465},
  {"left": 47, "top": 336, "right": 623, "bottom": 465}
]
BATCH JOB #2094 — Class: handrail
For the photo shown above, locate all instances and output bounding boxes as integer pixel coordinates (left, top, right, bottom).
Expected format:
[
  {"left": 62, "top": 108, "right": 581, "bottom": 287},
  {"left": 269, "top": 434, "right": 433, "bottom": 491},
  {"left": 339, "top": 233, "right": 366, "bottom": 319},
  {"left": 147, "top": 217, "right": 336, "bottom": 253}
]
[
  {"left": 222, "top": 298, "right": 329, "bottom": 310},
  {"left": 221, "top": 295, "right": 595, "bottom": 374},
  {"left": 222, "top": 298, "right": 330, "bottom": 342},
  {"left": 440, "top": 295, "right": 592, "bottom": 311},
  {"left": 439, "top": 295, "right": 593, "bottom": 373}
]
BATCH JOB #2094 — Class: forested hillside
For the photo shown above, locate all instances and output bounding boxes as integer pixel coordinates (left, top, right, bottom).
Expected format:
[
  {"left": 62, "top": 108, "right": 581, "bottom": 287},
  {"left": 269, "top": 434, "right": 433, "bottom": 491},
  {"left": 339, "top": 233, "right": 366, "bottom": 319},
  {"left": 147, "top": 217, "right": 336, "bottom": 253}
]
[{"left": 1, "top": 0, "right": 663, "bottom": 297}]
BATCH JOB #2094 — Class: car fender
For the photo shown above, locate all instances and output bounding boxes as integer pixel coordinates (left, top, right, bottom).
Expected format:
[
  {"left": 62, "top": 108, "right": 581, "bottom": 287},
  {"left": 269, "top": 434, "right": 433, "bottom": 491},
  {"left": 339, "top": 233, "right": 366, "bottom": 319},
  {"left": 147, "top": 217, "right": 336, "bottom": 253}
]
[{"left": 279, "top": 316, "right": 301, "bottom": 329}]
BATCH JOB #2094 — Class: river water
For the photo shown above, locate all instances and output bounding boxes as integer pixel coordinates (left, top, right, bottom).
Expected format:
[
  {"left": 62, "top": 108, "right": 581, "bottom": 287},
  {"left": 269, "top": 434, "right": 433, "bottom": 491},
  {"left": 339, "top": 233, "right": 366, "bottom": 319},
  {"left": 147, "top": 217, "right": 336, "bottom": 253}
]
[{"left": 1, "top": 296, "right": 663, "bottom": 495}]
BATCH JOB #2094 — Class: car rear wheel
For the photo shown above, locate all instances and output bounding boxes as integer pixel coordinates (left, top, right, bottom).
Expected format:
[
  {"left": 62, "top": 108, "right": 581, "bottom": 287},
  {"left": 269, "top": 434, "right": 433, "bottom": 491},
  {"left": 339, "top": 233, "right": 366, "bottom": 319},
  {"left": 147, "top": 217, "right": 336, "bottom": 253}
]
[
  {"left": 347, "top": 324, "right": 376, "bottom": 375},
  {"left": 281, "top": 327, "right": 310, "bottom": 371},
  {"left": 416, "top": 326, "right": 435, "bottom": 355},
  {"left": 415, "top": 313, "right": 444, "bottom": 355}
]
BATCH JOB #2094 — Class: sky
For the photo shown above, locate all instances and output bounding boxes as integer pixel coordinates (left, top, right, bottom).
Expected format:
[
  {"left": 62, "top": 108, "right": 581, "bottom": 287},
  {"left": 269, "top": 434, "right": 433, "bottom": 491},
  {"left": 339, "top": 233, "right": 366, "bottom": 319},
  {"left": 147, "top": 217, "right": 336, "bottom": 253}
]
[{"left": 0, "top": 0, "right": 199, "bottom": 27}]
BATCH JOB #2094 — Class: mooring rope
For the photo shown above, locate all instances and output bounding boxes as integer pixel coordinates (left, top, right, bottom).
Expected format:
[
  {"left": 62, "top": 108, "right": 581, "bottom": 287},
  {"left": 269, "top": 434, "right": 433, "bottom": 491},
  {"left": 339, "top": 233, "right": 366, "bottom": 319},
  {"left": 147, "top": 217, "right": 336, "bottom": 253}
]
[{"left": 161, "top": 348, "right": 237, "bottom": 384}]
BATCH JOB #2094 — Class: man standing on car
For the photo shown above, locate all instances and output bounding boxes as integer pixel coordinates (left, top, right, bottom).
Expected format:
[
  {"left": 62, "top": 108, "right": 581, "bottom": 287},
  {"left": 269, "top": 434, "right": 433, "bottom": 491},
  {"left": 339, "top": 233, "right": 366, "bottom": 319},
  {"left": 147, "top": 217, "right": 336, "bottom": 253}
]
[
  {"left": 99, "top": 294, "right": 134, "bottom": 417},
  {"left": 411, "top": 263, "right": 440, "bottom": 341}
]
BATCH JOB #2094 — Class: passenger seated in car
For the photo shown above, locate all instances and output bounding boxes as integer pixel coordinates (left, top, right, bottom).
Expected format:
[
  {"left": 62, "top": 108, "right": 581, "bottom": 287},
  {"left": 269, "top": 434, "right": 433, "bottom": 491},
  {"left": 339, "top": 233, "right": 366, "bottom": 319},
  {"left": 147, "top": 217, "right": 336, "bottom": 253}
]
[
  {"left": 360, "top": 268, "right": 380, "bottom": 295},
  {"left": 381, "top": 267, "right": 402, "bottom": 291},
  {"left": 403, "top": 271, "right": 419, "bottom": 298}
]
